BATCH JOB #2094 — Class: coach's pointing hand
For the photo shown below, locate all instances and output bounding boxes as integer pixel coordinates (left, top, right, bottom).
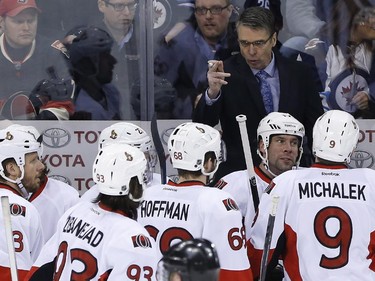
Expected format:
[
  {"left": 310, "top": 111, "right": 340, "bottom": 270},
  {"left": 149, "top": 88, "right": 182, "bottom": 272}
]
[{"left": 207, "top": 60, "right": 231, "bottom": 99}]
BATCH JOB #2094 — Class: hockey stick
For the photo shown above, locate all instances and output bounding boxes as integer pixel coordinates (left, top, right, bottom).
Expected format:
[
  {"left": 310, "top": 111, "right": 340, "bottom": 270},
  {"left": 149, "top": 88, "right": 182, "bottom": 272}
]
[
  {"left": 151, "top": 113, "right": 167, "bottom": 184},
  {"left": 236, "top": 114, "right": 260, "bottom": 211},
  {"left": 259, "top": 195, "right": 280, "bottom": 281},
  {"left": 1, "top": 196, "right": 19, "bottom": 281}
]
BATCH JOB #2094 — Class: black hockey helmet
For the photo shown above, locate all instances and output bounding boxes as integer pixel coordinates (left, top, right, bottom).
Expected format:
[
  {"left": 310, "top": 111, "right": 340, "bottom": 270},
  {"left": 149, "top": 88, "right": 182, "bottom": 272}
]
[
  {"left": 157, "top": 238, "right": 220, "bottom": 281},
  {"left": 30, "top": 67, "right": 75, "bottom": 102},
  {"left": 62, "top": 25, "right": 114, "bottom": 75}
]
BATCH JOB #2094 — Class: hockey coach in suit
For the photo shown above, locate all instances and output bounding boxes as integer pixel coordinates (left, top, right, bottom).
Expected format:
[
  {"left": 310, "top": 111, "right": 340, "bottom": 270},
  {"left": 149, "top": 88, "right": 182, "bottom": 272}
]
[{"left": 193, "top": 7, "right": 324, "bottom": 182}]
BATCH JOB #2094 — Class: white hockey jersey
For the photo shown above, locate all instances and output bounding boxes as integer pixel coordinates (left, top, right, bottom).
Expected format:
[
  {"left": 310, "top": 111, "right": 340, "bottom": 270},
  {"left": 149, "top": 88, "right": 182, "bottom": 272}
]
[
  {"left": 0, "top": 185, "right": 44, "bottom": 280},
  {"left": 28, "top": 176, "right": 80, "bottom": 241},
  {"left": 216, "top": 166, "right": 272, "bottom": 240},
  {"left": 249, "top": 164, "right": 375, "bottom": 280},
  {"left": 27, "top": 201, "right": 158, "bottom": 280},
  {"left": 137, "top": 180, "right": 253, "bottom": 281},
  {"left": 80, "top": 173, "right": 162, "bottom": 203}
]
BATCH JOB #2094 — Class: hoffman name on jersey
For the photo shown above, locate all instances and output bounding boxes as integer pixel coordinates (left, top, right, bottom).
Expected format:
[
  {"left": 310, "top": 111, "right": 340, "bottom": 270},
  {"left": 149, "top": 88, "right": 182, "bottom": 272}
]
[
  {"left": 299, "top": 182, "right": 366, "bottom": 201},
  {"left": 140, "top": 200, "right": 190, "bottom": 221},
  {"left": 63, "top": 216, "right": 104, "bottom": 247}
]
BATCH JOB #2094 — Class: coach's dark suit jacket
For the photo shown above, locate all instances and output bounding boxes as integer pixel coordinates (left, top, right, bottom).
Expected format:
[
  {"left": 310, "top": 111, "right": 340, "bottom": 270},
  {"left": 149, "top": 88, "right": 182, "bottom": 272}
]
[{"left": 192, "top": 50, "right": 324, "bottom": 181}]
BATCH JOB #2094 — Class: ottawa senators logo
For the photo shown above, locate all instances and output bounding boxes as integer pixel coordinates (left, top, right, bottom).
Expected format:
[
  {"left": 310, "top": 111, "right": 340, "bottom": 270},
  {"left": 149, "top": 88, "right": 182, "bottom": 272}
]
[
  {"left": 5, "top": 132, "right": 13, "bottom": 140},
  {"left": 124, "top": 152, "right": 133, "bottom": 161},
  {"left": 132, "top": 234, "right": 152, "bottom": 248},
  {"left": 10, "top": 204, "right": 26, "bottom": 217},
  {"left": 222, "top": 198, "right": 239, "bottom": 211},
  {"left": 110, "top": 129, "right": 118, "bottom": 140}
]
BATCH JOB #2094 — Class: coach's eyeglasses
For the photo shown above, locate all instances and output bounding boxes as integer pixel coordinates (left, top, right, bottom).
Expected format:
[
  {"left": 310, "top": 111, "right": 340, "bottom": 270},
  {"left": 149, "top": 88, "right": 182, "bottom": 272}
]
[
  {"left": 103, "top": 0, "right": 138, "bottom": 12},
  {"left": 194, "top": 5, "right": 230, "bottom": 15},
  {"left": 238, "top": 33, "right": 274, "bottom": 49}
]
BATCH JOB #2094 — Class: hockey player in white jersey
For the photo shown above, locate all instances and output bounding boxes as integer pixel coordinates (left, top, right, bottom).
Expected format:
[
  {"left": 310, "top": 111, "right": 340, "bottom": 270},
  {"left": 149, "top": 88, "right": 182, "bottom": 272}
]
[
  {"left": 157, "top": 238, "right": 220, "bottom": 281},
  {"left": 80, "top": 121, "right": 160, "bottom": 202},
  {"left": 138, "top": 122, "right": 253, "bottom": 281},
  {"left": 215, "top": 112, "right": 305, "bottom": 238},
  {"left": 26, "top": 143, "right": 158, "bottom": 280},
  {"left": 5, "top": 124, "right": 80, "bottom": 241},
  {"left": 248, "top": 110, "right": 375, "bottom": 280},
  {"left": 0, "top": 126, "right": 44, "bottom": 280}
]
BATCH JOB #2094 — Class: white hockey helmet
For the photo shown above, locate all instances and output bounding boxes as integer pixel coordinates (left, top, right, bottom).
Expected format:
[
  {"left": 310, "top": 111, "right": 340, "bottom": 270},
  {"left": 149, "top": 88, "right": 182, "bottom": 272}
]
[
  {"left": 6, "top": 124, "right": 42, "bottom": 143},
  {"left": 313, "top": 110, "right": 359, "bottom": 163},
  {"left": 257, "top": 112, "right": 305, "bottom": 167},
  {"left": 0, "top": 125, "right": 43, "bottom": 187},
  {"left": 99, "top": 122, "right": 153, "bottom": 151},
  {"left": 168, "top": 122, "right": 225, "bottom": 177},
  {"left": 93, "top": 143, "right": 147, "bottom": 201},
  {"left": 98, "top": 122, "right": 157, "bottom": 183}
]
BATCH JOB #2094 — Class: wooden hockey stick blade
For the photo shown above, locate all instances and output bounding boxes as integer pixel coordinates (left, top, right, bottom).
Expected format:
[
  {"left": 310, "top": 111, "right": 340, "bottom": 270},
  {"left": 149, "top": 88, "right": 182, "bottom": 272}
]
[{"left": 151, "top": 113, "right": 167, "bottom": 184}]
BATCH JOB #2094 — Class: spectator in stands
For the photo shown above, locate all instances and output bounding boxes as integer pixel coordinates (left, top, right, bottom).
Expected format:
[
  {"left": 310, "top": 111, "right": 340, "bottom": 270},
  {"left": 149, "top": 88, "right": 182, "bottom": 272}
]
[
  {"left": 0, "top": 0, "right": 68, "bottom": 107},
  {"left": 282, "top": 0, "right": 325, "bottom": 53},
  {"left": 61, "top": 25, "right": 121, "bottom": 120},
  {"left": 322, "top": 3, "right": 375, "bottom": 118},
  {"left": 95, "top": 0, "right": 140, "bottom": 119},
  {"left": 154, "top": 0, "right": 239, "bottom": 119}
]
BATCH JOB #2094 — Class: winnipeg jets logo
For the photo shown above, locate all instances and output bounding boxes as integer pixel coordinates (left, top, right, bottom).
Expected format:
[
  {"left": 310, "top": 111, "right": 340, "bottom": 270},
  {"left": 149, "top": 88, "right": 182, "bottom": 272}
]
[{"left": 110, "top": 129, "right": 118, "bottom": 140}]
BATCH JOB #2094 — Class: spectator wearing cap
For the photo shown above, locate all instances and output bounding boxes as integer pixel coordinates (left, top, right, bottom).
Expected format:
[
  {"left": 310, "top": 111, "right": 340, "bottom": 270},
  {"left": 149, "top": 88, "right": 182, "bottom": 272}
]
[{"left": 0, "top": 0, "right": 68, "bottom": 109}]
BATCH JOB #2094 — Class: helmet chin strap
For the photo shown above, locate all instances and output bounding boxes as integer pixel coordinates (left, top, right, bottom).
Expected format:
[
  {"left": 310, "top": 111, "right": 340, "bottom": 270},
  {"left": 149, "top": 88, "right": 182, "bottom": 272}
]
[
  {"left": 202, "top": 161, "right": 219, "bottom": 184},
  {"left": 16, "top": 179, "right": 29, "bottom": 199},
  {"left": 258, "top": 146, "right": 278, "bottom": 179},
  {"left": 263, "top": 162, "right": 278, "bottom": 178}
]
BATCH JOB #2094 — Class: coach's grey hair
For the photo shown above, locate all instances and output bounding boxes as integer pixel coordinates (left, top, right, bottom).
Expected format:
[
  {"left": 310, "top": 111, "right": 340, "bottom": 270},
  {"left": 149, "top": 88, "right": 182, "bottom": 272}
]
[{"left": 236, "top": 6, "right": 275, "bottom": 36}]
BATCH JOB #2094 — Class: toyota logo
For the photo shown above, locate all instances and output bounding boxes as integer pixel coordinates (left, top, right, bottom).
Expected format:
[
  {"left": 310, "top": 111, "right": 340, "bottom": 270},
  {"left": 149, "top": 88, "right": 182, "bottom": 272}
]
[
  {"left": 161, "top": 127, "right": 175, "bottom": 145},
  {"left": 49, "top": 175, "right": 72, "bottom": 186},
  {"left": 349, "top": 150, "right": 374, "bottom": 168},
  {"left": 42, "top": 128, "right": 71, "bottom": 148}
]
